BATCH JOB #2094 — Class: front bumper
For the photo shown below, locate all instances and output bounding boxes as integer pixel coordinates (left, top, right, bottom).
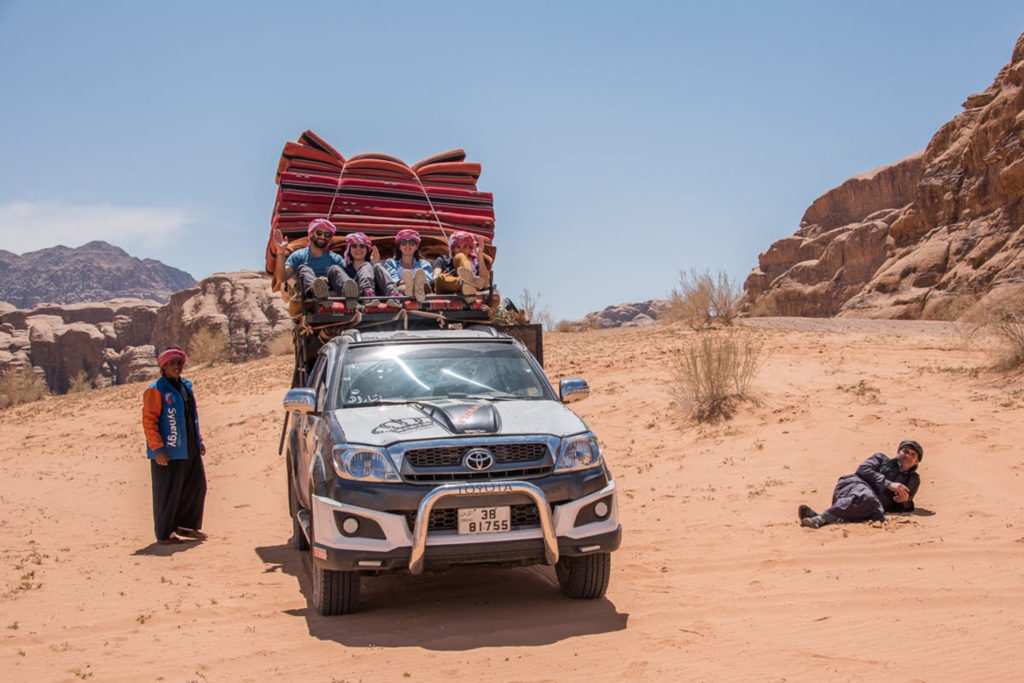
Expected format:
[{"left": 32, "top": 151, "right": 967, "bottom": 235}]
[{"left": 309, "top": 477, "right": 621, "bottom": 573}]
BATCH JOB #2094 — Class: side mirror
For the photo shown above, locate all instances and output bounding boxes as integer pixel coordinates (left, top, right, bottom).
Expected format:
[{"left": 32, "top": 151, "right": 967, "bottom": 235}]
[
  {"left": 559, "top": 378, "right": 590, "bottom": 404},
  {"left": 283, "top": 387, "right": 317, "bottom": 413}
]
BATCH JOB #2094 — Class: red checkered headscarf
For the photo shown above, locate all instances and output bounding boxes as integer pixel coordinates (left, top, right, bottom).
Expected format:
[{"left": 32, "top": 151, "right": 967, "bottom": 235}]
[
  {"left": 307, "top": 218, "right": 337, "bottom": 239},
  {"left": 344, "top": 232, "right": 373, "bottom": 263},
  {"left": 157, "top": 347, "right": 187, "bottom": 369},
  {"left": 395, "top": 229, "right": 421, "bottom": 245},
  {"left": 448, "top": 231, "right": 477, "bottom": 259}
]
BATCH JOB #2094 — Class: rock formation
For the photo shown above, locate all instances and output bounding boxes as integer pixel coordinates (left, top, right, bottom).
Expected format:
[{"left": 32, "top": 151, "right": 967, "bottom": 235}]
[
  {"left": 0, "top": 271, "right": 291, "bottom": 394},
  {"left": 743, "top": 31, "right": 1024, "bottom": 319},
  {"left": 0, "top": 240, "right": 196, "bottom": 309},
  {"left": 573, "top": 300, "right": 671, "bottom": 329}
]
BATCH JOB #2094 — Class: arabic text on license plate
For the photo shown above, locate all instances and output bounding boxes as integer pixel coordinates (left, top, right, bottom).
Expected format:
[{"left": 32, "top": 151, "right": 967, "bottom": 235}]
[{"left": 457, "top": 506, "right": 511, "bottom": 534}]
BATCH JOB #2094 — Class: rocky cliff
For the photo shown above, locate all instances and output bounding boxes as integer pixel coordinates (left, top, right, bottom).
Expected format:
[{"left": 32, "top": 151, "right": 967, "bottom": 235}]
[
  {"left": 0, "top": 240, "right": 196, "bottom": 309},
  {"left": 743, "top": 31, "right": 1024, "bottom": 319},
  {"left": 0, "top": 271, "right": 291, "bottom": 394}
]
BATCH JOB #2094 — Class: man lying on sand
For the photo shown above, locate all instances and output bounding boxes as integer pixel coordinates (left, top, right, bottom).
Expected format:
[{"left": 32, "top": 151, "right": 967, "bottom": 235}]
[{"left": 799, "top": 439, "right": 923, "bottom": 529}]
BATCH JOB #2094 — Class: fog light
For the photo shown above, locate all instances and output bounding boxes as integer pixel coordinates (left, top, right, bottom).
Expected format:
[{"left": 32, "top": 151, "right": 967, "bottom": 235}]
[
  {"left": 342, "top": 516, "right": 360, "bottom": 535},
  {"left": 594, "top": 501, "right": 610, "bottom": 518}
]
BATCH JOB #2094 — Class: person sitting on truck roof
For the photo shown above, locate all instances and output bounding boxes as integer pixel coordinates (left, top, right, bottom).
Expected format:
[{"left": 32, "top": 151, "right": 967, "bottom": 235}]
[
  {"left": 433, "top": 231, "right": 491, "bottom": 297},
  {"left": 383, "top": 229, "right": 432, "bottom": 303},
  {"left": 275, "top": 219, "right": 359, "bottom": 301},
  {"left": 343, "top": 232, "right": 402, "bottom": 306}
]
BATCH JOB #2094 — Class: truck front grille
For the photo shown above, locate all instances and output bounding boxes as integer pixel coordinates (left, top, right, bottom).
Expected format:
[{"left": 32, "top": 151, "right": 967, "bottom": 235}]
[
  {"left": 403, "top": 464, "right": 553, "bottom": 483},
  {"left": 400, "top": 504, "right": 542, "bottom": 532},
  {"left": 404, "top": 443, "right": 550, "bottom": 468}
]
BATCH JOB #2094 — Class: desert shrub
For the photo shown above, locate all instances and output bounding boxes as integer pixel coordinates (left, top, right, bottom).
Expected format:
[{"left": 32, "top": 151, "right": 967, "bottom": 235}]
[
  {"left": 554, "top": 318, "right": 601, "bottom": 333},
  {"left": 664, "top": 268, "right": 743, "bottom": 329},
  {"left": 518, "top": 289, "right": 553, "bottom": 330},
  {"left": 264, "top": 331, "right": 294, "bottom": 357},
  {"left": 187, "top": 327, "right": 228, "bottom": 365},
  {"left": 987, "top": 307, "right": 1024, "bottom": 371},
  {"left": 708, "top": 270, "right": 742, "bottom": 325},
  {"left": 67, "top": 370, "right": 94, "bottom": 394},
  {"left": 0, "top": 367, "right": 49, "bottom": 409},
  {"left": 670, "top": 330, "right": 765, "bottom": 423}
]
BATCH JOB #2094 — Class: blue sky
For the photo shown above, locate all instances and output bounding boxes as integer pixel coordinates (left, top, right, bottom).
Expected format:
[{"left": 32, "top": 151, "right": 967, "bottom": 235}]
[{"left": 1, "top": 2, "right": 1022, "bottom": 320}]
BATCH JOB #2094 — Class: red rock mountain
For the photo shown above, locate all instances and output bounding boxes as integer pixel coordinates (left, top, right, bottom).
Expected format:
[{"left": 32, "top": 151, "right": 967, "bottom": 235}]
[
  {"left": 0, "top": 240, "right": 196, "bottom": 309},
  {"left": 743, "top": 31, "right": 1024, "bottom": 319}
]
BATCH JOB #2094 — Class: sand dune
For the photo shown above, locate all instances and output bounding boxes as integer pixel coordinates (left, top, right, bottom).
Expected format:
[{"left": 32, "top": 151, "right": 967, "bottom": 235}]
[{"left": 2, "top": 318, "right": 1022, "bottom": 681}]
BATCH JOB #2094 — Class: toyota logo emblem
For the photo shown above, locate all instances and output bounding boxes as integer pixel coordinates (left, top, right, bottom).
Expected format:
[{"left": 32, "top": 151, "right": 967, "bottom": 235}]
[{"left": 463, "top": 448, "right": 495, "bottom": 471}]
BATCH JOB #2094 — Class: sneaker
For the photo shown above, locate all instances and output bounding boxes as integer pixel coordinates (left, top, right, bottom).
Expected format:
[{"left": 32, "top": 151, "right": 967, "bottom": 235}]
[
  {"left": 362, "top": 289, "right": 380, "bottom": 308},
  {"left": 412, "top": 269, "right": 427, "bottom": 302},
  {"left": 800, "top": 515, "right": 825, "bottom": 529},
  {"left": 458, "top": 266, "right": 488, "bottom": 289},
  {"left": 311, "top": 276, "right": 330, "bottom": 299},
  {"left": 341, "top": 278, "right": 359, "bottom": 304},
  {"left": 798, "top": 505, "right": 818, "bottom": 520}
]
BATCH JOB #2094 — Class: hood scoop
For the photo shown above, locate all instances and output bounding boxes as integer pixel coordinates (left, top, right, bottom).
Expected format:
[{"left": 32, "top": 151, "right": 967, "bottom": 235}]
[{"left": 414, "top": 399, "right": 500, "bottom": 435}]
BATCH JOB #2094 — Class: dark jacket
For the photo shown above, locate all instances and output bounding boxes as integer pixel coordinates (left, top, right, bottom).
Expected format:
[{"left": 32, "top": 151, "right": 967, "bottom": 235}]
[{"left": 845, "top": 452, "right": 920, "bottom": 512}]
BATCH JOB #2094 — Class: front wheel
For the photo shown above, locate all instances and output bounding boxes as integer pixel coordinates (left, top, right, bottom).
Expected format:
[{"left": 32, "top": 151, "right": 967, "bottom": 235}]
[
  {"left": 287, "top": 462, "right": 308, "bottom": 551},
  {"left": 308, "top": 515, "right": 360, "bottom": 615},
  {"left": 556, "top": 552, "right": 611, "bottom": 599}
]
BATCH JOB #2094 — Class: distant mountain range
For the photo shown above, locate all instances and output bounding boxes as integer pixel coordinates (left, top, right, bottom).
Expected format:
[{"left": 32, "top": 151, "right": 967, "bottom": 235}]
[{"left": 0, "top": 240, "right": 196, "bottom": 308}]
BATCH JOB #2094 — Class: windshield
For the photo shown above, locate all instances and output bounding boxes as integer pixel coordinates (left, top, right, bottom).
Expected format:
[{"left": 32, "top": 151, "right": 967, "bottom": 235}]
[{"left": 336, "top": 342, "right": 552, "bottom": 407}]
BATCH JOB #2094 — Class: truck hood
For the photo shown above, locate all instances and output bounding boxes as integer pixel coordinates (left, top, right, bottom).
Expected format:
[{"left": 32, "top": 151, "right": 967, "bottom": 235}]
[{"left": 332, "top": 399, "right": 588, "bottom": 447}]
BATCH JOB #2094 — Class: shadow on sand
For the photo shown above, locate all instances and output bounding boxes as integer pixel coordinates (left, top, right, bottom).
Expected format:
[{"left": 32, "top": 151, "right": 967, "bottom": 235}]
[
  {"left": 132, "top": 538, "right": 203, "bottom": 556},
  {"left": 256, "top": 543, "right": 629, "bottom": 649}
]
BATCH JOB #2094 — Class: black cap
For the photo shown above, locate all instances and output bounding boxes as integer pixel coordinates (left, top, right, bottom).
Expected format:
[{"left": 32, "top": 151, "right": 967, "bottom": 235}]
[{"left": 898, "top": 439, "right": 923, "bottom": 461}]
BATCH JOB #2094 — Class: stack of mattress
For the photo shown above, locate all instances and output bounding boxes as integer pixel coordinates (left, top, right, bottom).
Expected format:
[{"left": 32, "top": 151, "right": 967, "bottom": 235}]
[{"left": 265, "top": 130, "right": 495, "bottom": 274}]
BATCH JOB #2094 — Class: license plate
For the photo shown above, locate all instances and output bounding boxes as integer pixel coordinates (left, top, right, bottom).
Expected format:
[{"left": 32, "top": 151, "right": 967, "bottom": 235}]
[{"left": 457, "top": 506, "right": 511, "bottom": 534}]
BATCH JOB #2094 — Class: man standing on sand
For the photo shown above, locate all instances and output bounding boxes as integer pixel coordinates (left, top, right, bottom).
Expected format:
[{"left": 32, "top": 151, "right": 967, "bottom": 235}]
[
  {"left": 799, "top": 439, "right": 923, "bottom": 529},
  {"left": 142, "top": 346, "right": 208, "bottom": 545}
]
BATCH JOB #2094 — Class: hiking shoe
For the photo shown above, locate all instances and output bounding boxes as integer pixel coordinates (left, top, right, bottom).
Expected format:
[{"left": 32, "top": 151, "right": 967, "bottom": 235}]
[
  {"left": 341, "top": 278, "right": 359, "bottom": 303},
  {"left": 401, "top": 270, "right": 415, "bottom": 296},
  {"left": 798, "top": 505, "right": 818, "bottom": 520},
  {"left": 458, "top": 266, "right": 488, "bottom": 289},
  {"left": 800, "top": 515, "right": 825, "bottom": 529},
  {"left": 311, "top": 276, "right": 330, "bottom": 299},
  {"left": 412, "top": 269, "right": 428, "bottom": 302}
]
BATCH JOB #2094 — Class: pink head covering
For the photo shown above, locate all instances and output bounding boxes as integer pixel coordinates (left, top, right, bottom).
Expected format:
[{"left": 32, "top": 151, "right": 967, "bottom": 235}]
[
  {"left": 344, "top": 232, "right": 373, "bottom": 262},
  {"left": 395, "top": 228, "right": 421, "bottom": 245},
  {"left": 307, "top": 218, "right": 337, "bottom": 239},
  {"left": 158, "top": 347, "right": 187, "bottom": 369},
  {"left": 448, "top": 231, "right": 476, "bottom": 255}
]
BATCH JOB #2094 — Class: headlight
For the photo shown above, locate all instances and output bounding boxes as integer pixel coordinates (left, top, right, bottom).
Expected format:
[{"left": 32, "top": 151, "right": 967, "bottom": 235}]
[
  {"left": 555, "top": 434, "right": 603, "bottom": 472},
  {"left": 332, "top": 446, "right": 401, "bottom": 482}
]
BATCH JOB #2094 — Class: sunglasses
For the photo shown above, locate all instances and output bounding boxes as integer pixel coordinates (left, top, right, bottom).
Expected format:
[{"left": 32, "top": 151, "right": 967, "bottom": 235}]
[
  {"left": 349, "top": 243, "right": 368, "bottom": 249},
  {"left": 899, "top": 447, "right": 919, "bottom": 457},
  {"left": 312, "top": 230, "right": 332, "bottom": 238},
  {"left": 398, "top": 239, "right": 418, "bottom": 246}
]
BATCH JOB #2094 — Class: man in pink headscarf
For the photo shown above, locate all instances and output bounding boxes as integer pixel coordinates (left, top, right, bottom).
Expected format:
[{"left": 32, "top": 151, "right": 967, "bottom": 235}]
[{"left": 142, "top": 346, "right": 208, "bottom": 544}]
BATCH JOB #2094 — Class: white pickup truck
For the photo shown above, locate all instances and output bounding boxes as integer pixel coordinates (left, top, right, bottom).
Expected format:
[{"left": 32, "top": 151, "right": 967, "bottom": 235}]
[{"left": 282, "top": 326, "right": 621, "bottom": 614}]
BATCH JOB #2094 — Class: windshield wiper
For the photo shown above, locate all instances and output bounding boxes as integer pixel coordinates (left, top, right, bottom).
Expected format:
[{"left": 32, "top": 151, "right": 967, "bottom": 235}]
[{"left": 343, "top": 398, "right": 411, "bottom": 407}]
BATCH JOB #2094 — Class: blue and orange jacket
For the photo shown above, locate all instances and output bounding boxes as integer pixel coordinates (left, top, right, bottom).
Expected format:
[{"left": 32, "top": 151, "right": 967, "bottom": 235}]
[{"left": 142, "top": 376, "right": 203, "bottom": 460}]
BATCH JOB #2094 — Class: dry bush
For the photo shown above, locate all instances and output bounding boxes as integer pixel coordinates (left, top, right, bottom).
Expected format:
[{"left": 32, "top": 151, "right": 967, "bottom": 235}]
[
  {"left": 518, "top": 289, "right": 553, "bottom": 330},
  {"left": 987, "top": 307, "right": 1024, "bottom": 371},
  {"left": 187, "top": 327, "right": 228, "bottom": 365},
  {"left": 670, "top": 330, "right": 765, "bottom": 423},
  {"left": 553, "top": 318, "right": 601, "bottom": 333},
  {"left": 708, "top": 270, "right": 742, "bottom": 325},
  {"left": 264, "top": 331, "right": 294, "bottom": 356},
  {"left": 67, "top": 370, "right": 94, "bottom": 394},
  {"left": 0, "top": 367, "right": 49, "bottom": 409},
  {"left": 664, "top": 268, "right": 743, "bottom": 329}
]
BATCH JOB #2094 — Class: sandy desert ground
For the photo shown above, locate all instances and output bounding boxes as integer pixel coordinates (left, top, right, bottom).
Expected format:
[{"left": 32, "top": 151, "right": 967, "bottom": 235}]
[{"left": 2, "top": 317, "right": 1023, "bottom": 682}]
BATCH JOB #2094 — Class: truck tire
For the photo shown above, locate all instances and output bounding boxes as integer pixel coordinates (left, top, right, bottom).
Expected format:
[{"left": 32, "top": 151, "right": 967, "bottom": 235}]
[
  {"left": 287, "top": 464, "right": 309, "bottom": 551},
  {"left": 556, "top": 552, "right": 611, "bottom": 600},
  {"left": 308, "top": 516, "right": 360, "bottom": 615}
]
